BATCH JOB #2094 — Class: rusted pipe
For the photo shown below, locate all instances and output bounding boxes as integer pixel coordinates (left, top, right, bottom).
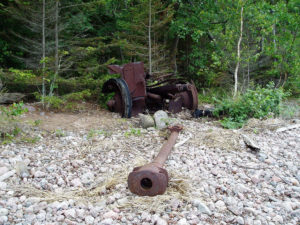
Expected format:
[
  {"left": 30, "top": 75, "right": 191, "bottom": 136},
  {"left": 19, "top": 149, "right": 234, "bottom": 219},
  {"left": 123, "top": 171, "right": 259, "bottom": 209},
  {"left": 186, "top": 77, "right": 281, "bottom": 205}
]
[{"left": 127, "top": 125, "right": 183, "bottom": 196}]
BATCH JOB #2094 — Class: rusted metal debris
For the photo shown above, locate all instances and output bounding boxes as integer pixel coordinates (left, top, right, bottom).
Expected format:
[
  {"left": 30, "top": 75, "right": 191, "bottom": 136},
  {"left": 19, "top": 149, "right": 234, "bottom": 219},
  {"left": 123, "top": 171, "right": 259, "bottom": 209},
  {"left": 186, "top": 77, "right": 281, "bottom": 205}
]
[
  {"left": 127, "top": 125, "right": 183, "bottom": 196},
  {"left": 102, "top": 62, "right": 198, "bottom": 117}
]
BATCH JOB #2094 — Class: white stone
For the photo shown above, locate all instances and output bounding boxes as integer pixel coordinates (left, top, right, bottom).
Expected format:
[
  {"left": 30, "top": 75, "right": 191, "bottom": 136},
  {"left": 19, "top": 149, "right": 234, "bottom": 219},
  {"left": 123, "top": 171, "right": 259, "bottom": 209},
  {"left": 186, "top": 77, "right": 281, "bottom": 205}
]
[
  {"left": 236, "top": 216, "right": 245, "bottom": 225},
  {"left": 0, "top": 182, "right": 7, "bottom": 190},
  {"left": 64, "top": 208, "right": 76, "bottom": 219},
  {"left": 139, "top": 114, "right": 155, "bottom": 129},
  {"left": 81, "top": 172, "right": 94, "bottom": 185},
  {"left": 154, "top": 110, "right": 168, "bottom": 129},
  {"left": 85, "top": 215, "right": 95, "bottom": 224},
  {"left": 34, "top": 171, "right": 46, "bottom": 178},
  {"left": 103, "top": 211, "right": 118, "bottom": 219},
  {"left": 192, "top": 199, "right": 212, "bottom": 215},
  {"left": 100, "top": 218, "right": 114, "bottom": 224},
  {"left": 0, "top": 216, "right": 8, "bottom": 223},
  {"left": 57, "top": 215, "right": 65, "bottom": 222},
  {"left": 215, "top": 200, "right": 226, "bottom": 211},
  {"left": 178, "top": 218, "right": 189, "bottom": 225},
  {"left": 76, "top": 208, "right": 85, "bottom": 219},
  {"left": 0, "top": 167, "right": 9, "bottom": 176},
  {"left": 0, "top": 208, "right": 8, "bottom": 216},
  {"left": 272, "top": 215, "right": 283, "bottom": 223},
  {"left": 155, "top": 217, "right": 168, "bottom": 225},
  {"left": 71, "top": 178, "right": 82, "bottom": 187}
]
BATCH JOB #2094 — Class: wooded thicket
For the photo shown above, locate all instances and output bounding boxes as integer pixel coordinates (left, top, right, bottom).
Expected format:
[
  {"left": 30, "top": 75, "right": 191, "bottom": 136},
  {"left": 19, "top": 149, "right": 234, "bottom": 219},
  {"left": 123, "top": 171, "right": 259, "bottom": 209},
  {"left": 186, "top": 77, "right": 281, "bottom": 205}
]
[{"left": 0, "top": 0, "right": 299, "bottom": 97}]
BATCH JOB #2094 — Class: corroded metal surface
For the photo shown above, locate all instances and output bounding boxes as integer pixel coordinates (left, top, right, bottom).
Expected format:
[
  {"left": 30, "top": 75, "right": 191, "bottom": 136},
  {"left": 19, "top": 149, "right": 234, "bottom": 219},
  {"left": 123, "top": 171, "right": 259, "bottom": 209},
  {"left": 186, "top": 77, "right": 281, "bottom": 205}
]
[
  {"left": 128, "top": 125, "right": 183, "bottom": 196},
  {"left": 103, "top": 62, "right": 198, "bottom": 117}
]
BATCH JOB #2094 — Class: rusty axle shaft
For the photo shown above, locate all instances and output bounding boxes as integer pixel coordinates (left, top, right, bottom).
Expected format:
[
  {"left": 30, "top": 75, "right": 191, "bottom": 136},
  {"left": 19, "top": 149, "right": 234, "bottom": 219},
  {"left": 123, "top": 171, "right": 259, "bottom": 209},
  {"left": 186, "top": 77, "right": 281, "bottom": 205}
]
[{"left": 127, "top": 125, "right": 183, "bottom": 196}]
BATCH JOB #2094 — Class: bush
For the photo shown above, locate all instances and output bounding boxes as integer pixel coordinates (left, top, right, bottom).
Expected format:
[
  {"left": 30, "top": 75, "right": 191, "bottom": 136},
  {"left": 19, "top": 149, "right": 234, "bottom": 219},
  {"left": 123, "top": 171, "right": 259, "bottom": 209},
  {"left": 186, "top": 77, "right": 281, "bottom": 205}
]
[
  {"left": 0, "top": 102, "right": 28, "bottom": 143},
  {"left": 63, "top": 89, "right": 92, "bottom": 101},
  {"left": 213, "top": 82, "right": 289, "bottom": 129}
]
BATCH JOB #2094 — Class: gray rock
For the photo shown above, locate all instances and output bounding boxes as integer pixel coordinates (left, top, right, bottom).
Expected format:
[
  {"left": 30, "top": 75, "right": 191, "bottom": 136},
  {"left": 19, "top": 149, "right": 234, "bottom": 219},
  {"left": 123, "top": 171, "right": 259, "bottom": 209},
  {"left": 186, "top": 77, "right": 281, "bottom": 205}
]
[
  {"left": 215, "top": 200, "right": 226, "bottom": 211},
  {"left": 81, "top": 172, "right": 94, "bottom": 185},
  {"left": 0, "top": 208, "right": 8, "bottom": 216},
  {"left": 70, "top": 178, "right": 82, "bottom": 187},
  {"left": 34, "top": 171, "right": 46, "bottom": 178},
  {"left": 257, "top": 153, "right": 268, "bottom": 162},
  {"left": 193, "top": 199, "right": 212, "bottom": 215},
  {"left": 15, "top": 161, "right": 29, "bottom": 178},
  {"left": 242, "top": 134, "right": 260, "bottom": 151},
  {"left": 85, "top": 216, "right": 95, "bottom": 224},
  {"left": 154, "top": 110, "right": 168, "bottom": 129},
  {"left": 177, "top": 218, "right": 189, "bottom": 225},
  {"left": 236, "top": 216, "right": 245, "bottom": 225},
  {"left": 139, "top": 114, "right": 155, "bottom": 128},
  {"left": 0, "top": 93, "right": 25, "bottom": 104},
  {"left": 0, "top": 216, "right": 8, "bottom": 223},
  {"left": 64, "top": 208, "right": 76, "bottom": 219},
  {"left": 291, "top": 209, "right": 300, "bottom": 217},
  {"left": 0, "top": 167, "right": 9, "bottom": 176},
  {"left": 100, "top": 218, "right": 114, "bottom": 225},
  {"left": 0, "top": 182, "right": 7, "bottom": 190}
]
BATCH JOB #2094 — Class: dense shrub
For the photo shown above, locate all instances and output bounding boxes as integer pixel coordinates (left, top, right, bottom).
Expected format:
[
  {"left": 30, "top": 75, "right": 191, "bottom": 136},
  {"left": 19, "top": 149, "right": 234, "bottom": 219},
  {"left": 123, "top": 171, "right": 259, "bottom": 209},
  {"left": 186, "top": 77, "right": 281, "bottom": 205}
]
[{"left": 213, "top": 82, "right": 289, "bottom": 129}]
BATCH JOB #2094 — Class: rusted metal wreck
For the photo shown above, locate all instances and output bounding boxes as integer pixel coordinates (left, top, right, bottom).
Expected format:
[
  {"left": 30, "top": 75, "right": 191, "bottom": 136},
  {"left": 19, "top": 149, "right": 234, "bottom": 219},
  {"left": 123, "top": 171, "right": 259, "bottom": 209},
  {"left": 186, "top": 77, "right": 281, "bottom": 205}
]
[
  {"left": 102, "top": 62, "right": 198, "bottom": 117},
  {"left": 128, "top": 125, "right": 183, "bottom": 196}
]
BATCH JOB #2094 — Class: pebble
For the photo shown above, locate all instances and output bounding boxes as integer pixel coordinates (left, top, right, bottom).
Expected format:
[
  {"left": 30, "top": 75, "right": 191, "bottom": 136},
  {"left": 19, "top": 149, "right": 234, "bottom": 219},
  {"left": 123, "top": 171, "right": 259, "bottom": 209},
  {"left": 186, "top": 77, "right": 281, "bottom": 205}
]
[
  {"left": 70, "top": 178, "right": 82, "bottom": 187},
  {"left": 193, "top": 199, "right": 212, "bottom": 215},
  {"left": 0, "top": 113, "right": 299, "bottom": 224},
  {"left": 0, "top": 182, "right": 7, "bottom": 190},
  {"left": 0, "top": 208, "right": 8, "bottom": 216},
  {"left": 0, "top": 216, "right": 8, "bottom": 223},
  {"left": 215, "top": 200, "right": 226, "bottom": 211},
  {"left": 103, "top": 211, "right": 118, "bottom": 219},
  {"left": 155, "top": 217, "right": 168, "bottom": 225},
  {"left": 64, "top": 209, "right": 76, "bottom": 219},
  {"left": 177, "top": 218, "right": 189, "bottom": 225},
  {"left": 236, "top": 216, "right": 245, "bottom": 225},
  {"left": 0, "top": 167, "right": 9, "bottom": 176},
  {"left": 81, "top": 172, "right": 94, "bottom": 185},
  {"left": 101, "top": 218, "right": 114, "bottom": 224},
  {"left": 85, "top": 215, "right": 95, "bottom": 224},
  {"left": 34, "top": 171, "right": 46, "bottom": 178}
]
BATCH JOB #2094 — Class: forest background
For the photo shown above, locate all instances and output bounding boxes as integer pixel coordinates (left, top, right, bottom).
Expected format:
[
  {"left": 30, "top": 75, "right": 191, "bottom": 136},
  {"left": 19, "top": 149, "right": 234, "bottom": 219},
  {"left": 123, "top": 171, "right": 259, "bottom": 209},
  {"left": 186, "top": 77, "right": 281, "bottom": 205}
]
[{"left": 0, "top": 0, "right": 299, "bottom": 107}]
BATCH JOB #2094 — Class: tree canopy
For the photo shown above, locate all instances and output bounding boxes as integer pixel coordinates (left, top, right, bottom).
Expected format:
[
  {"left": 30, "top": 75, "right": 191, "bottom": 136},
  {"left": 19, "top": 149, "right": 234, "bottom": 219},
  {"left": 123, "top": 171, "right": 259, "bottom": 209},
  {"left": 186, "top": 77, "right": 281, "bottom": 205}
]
[{"left": 0, "top": 0, "right": 299, "bottom": 95}]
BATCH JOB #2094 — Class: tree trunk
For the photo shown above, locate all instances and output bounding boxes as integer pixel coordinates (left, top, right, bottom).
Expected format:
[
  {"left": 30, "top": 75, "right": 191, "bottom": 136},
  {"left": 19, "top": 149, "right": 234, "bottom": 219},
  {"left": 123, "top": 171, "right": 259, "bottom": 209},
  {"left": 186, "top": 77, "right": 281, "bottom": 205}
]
[
  {"left": 42, "top": 0, "right": 46, "bottom": 105},
  {"left": 148, "top": 0, "right": 152, "bottom": 74},
  {"left": 50, "top": 0, "right": 59, "bottom": 97},
  {"left": 233, "top": 5, "right": 243, "bottom": 97}
]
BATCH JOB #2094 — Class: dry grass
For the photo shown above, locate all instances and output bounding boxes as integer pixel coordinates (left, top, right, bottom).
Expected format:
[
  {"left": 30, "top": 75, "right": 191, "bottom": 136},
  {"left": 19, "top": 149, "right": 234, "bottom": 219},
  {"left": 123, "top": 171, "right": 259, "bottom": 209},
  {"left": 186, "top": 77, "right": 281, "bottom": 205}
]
[{"left": 13, "top": 157, "right": 192, "bottom": 213}]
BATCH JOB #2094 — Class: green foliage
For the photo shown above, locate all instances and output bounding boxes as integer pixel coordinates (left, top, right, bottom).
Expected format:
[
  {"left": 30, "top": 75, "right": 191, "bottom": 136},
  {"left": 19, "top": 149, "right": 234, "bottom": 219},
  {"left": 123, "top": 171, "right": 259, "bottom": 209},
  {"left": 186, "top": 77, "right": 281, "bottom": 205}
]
[
  {"left": 63, "top": 89, "right": 92, "bottom": 101},
  {"left": 0, "top": 101, "right": 28, "bottom": 117},
  {"left": 124, "top": 128, "right": 141, "bottom": 138},
  {"left": 213, "top": 82, "right": 289, "bottom": 129},
  {"left": 43, "top": 96, "right": 66, "bottom": 110},
  {"left": 198, "top": 87, "right": 229, "bottom": 104},
  {"left": 55, "top": 129, "right": 66, "bottom": 137},
  {"left": 87, "top": 129, "right": 111, "bottom": 139},
  {"left": 0, "top": 102, "right": 28, "bottom": 144},
  {"left": 0, "top": 0, "right": 299, "bottom": 100},
  {"left": 7, "top": 68, "right": 36, "bottom": 82}
]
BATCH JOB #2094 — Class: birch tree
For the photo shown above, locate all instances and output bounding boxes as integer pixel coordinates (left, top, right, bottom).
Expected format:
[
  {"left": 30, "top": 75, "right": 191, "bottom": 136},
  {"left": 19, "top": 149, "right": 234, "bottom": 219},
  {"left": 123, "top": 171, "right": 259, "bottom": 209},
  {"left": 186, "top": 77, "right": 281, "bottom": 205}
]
[{"left": 233, "top": 4, "right": 244, "bottom": 97}]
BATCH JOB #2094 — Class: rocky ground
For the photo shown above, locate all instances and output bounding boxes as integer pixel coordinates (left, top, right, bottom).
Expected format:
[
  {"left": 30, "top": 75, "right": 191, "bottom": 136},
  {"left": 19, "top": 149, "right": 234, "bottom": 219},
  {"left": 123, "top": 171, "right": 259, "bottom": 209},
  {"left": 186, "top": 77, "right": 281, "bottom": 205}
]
[{"left": 0, "top": 105, "right": 299, "bottom": 225}]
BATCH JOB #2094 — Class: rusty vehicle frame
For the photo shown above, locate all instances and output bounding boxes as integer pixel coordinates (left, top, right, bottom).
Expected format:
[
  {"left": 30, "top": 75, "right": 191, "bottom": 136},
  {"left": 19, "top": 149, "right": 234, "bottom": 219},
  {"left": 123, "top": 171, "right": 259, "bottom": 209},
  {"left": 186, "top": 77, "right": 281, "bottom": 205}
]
[{"left": 102, "top": 62, "right": 198, "bottom": 117}]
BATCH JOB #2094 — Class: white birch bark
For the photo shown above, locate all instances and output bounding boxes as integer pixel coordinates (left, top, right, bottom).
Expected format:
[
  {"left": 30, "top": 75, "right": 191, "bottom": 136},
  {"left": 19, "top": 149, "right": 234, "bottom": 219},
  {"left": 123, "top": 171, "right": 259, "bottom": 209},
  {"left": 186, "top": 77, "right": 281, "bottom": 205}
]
[
  {"left": 42, "top": 0, "right": 46, "bottom": 106},
  {"left": 234, "top": 5, "right": 243, "bottom": 97},
  {"left": 148, "top": 0, "right": 152, "bottom": 74}
]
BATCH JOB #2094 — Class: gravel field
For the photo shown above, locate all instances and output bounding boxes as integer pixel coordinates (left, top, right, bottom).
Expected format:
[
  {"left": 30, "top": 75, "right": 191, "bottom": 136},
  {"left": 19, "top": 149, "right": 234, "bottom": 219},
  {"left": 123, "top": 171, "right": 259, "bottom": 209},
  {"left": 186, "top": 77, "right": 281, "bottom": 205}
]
[{"left": 0, "top": 109, "right": 299, "bottom": 225}]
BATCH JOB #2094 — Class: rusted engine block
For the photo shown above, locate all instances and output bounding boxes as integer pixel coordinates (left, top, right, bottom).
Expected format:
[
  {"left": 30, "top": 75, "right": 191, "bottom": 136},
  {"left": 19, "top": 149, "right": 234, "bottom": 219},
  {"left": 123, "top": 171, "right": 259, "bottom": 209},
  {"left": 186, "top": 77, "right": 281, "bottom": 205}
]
[{"left": 102, "top": 62, "right": 198, "bottom": 117}]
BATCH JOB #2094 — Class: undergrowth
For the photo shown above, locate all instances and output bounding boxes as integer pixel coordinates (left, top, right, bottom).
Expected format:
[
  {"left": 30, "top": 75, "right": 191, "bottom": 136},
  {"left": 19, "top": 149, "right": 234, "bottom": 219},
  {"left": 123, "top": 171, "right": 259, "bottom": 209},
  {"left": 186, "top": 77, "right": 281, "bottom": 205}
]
[
  {"left": 0, "top": 102, "right": 29, "bottom": 144},
  {"left": 213, "top": 82, "right": 289, "bottom": 129}
]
